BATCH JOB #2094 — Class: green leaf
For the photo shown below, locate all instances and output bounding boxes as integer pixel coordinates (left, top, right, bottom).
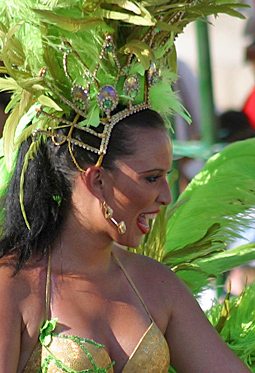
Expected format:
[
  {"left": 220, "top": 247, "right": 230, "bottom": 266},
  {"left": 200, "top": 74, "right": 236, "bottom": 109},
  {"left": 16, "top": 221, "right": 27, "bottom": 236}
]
[
  {"left": 104, "top": 0, "right": 143, "bottom": 14},
  {"left": 122, "top": 40, "right": 155, "bottom": 70},
  {"left": 19, "top": 141, "right": 41, "bottom": 230},
  {"left": 33, "top": 9, "right": 105, "bottom": 32},
  {"left": 99, "top": 8, "right": 155, "bottom": 25},
  {"left": 3, "top": 105, "right": 21, "bottom": 171},
  {"left": 156, "top": 20, "right": 181, "bottom": 33},
  {"left": 37, "top": 95, "right": 63, "bottom": 111},
  {"left": 4, "top": 93, "right": 21, "bottom": 114},
  {"left": 167, "top": 45, "right": 177, "bottom": 75},
  {"left": 82, "top": 102, "right": 100, "bottom": 128},
  {"left": 0, "top": 66, "right": 7, "bottom": 74},
  {"left": 0, "top": 77, "right": 21, "bottom": 92},
  {"left": 39, "top": 318, "right": 58, "bottom": 347}
]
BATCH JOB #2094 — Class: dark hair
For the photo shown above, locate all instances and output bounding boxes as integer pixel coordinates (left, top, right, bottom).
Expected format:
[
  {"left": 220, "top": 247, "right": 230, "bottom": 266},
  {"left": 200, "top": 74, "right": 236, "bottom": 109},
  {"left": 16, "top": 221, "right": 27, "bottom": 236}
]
[
  {"left": 0, "top": 109, "right": 166, "bottom": 272},
  {"left": 217, "top": 110, "right": 255, "bottom": 143}
]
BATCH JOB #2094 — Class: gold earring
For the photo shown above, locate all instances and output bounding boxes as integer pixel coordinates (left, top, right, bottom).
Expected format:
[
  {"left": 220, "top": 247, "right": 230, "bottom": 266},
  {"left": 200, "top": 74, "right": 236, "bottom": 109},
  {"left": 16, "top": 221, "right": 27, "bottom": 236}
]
[
  {"left": 102, "top": 201, "right": 126, "bottom": 234},
  {"left": 102, "top": 201, "right": 113, "bottom": 219}
]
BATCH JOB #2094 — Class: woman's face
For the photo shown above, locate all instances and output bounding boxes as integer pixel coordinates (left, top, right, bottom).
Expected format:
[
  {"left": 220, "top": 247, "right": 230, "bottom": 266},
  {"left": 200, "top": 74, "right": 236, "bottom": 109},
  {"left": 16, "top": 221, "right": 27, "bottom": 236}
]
[{"left": 106, "top": 127, "right": 172, "bottom": 247}]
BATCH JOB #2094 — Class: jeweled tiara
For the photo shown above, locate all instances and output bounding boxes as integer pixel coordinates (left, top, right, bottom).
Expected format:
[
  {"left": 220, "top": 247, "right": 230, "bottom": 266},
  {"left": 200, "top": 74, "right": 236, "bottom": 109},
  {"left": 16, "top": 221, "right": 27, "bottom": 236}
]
[{"left": 32, "top": 33, "right": 159, "bottom": 168}]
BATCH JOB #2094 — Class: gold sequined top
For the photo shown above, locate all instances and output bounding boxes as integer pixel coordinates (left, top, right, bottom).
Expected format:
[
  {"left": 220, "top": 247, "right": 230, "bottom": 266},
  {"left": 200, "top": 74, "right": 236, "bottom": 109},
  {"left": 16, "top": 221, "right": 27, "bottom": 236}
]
[{"left": 23, "top": 253, "right": 170, "bottom": 372}]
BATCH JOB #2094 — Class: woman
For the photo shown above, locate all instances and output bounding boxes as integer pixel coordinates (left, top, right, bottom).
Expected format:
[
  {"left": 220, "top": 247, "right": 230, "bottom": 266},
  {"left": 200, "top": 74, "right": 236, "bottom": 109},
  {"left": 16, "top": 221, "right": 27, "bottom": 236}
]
[
  {"left": 0, "top": 109, "right": 250, "bottom": 372},
  {"left": 0, "top": 0, "right": 251, "bottom": 371}
]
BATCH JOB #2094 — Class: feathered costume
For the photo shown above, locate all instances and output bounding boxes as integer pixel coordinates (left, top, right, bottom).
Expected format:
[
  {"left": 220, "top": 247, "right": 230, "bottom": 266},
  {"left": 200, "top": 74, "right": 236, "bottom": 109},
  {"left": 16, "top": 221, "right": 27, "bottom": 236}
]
[{"left": 0, "top": 0, "right": 255, "bottom": 371}]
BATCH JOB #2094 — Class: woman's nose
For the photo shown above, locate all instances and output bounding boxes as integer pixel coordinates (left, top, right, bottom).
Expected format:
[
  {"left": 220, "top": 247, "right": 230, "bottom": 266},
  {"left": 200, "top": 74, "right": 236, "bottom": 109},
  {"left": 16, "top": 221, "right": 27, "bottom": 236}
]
[{"left": 156, "top": 178, "right": 172, "bottom": 206}]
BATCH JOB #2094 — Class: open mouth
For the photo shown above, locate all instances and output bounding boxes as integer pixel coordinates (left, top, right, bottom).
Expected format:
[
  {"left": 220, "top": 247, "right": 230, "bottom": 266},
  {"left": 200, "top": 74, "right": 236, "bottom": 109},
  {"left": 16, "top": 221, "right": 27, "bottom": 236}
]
[{"left": 136, "top": 211, "right": 160, "bottom": 234}]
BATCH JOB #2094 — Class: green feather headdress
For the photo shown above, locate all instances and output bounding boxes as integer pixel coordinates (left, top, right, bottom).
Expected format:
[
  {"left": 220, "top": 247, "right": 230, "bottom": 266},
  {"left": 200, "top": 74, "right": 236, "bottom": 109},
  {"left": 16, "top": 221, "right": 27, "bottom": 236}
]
[{"left": 0, "top": 0, "right": 247, "bottom": 228}]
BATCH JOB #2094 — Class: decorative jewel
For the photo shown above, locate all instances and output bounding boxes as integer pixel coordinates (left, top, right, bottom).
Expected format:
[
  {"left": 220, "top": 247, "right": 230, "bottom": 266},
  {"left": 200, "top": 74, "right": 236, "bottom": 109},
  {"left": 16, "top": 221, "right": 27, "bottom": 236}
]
[
  {"left": 123, "top": 75, "right": 140, "bottom": 100},
  {"left": 148, "top": 63, "right": 161, "bottom": 86},
  {"left": 71, "top": 85, "right": 90, "bottom": 110},
  {"left": 97, "top": 85, "right": 119, "bottom": 113}
]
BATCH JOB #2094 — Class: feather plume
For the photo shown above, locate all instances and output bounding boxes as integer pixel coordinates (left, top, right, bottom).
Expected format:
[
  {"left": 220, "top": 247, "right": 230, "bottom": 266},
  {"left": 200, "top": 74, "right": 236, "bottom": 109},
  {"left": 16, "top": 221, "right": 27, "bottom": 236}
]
[{"left": 207, "top": 284, "right": 255, "bottom": 371}]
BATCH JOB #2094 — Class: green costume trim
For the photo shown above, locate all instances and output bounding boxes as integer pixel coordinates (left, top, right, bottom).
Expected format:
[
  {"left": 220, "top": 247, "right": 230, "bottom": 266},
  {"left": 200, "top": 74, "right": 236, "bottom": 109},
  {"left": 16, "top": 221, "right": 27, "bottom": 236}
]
[{"left": 38, "top": 318, "right": 115, "bottom": 373}]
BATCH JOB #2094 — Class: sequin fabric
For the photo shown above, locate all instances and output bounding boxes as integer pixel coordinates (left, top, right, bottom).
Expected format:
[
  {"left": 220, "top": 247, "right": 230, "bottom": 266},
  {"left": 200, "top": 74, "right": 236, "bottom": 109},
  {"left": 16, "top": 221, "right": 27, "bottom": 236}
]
[
  {"left": 23, "top": 253, "right": 170, "bottom": 372},
  {"left": 23, "top": 335, "right": 114, "bottom": 372},
  {"left": 122, "top": 323, "right": 170, "bottom": 372}
]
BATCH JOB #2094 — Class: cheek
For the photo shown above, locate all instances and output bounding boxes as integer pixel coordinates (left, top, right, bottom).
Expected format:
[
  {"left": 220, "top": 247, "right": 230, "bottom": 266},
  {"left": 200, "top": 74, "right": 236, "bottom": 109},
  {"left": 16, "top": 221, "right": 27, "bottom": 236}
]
[
  {"left": 113, "top": 185, "right": 153, "bottom": 215},
  {"left": 113, "top": 189, "right": 140, "bottom": 211}
]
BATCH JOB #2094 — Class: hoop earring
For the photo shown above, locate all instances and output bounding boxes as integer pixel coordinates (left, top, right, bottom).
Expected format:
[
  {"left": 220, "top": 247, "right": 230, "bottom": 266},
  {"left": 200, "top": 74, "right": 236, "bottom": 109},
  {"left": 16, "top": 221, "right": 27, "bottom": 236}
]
[{"left": 102, "top": 201, "right": 126, "bottom": 234}]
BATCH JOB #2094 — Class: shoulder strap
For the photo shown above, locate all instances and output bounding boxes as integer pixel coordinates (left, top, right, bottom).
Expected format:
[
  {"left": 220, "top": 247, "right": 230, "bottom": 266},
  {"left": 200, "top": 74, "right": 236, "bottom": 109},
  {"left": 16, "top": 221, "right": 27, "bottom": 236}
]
[
  {"left": 112, "top": 252, "right": 153, "bottom": 322},
  {"left": 45, "top": 247, "right": 52, "bottom": 321}
]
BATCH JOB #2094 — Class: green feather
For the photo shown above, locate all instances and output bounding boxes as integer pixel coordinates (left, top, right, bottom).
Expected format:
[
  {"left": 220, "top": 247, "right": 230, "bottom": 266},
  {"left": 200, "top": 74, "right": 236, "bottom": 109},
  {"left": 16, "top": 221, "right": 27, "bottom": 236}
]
[
  {"left": 19, "top": 140, "right": 41, "bottom": 230},
  {"left": 165, "top": 139, "right": 255, "bottom": 252},
  {"left": 161, "top": 138, "right": 255, "bottom": 292},
  {"left": 3, "top": 105, "right": 22, "bottom": 171},
  {"left": 207, "top": 284, "right": 255, "bottom": 370},
  {"left": 33, "top": 9, "right": 105, "bottom": 32},
  {"left": 122, "top": 40, "right": 155, "bottom": 70}
]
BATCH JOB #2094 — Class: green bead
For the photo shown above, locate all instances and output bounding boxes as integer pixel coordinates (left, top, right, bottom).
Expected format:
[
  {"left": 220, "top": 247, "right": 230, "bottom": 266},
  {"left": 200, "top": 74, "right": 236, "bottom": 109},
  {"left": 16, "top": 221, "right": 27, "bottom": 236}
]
[
  {"left": 153, "top": 75, "right": 158, "bottom": 84},
  {"left": 130, "top": 89, "right": 138, "bottom": 98},
  {"left": 103, "top": 99, "right": 113, "bottom": 109},
  {"left": 76, "top": 101, "right": 83, "bottom": 108},
  {"left": 105, "top": 45, "right": 113, "bottom": 52}
]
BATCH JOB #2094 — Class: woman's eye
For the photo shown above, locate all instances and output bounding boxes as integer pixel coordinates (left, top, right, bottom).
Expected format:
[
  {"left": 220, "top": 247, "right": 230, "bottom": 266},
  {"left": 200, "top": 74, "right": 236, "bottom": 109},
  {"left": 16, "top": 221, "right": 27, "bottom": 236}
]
[{"left": 146, "top": 175, "right": 160, "bottom": 183}]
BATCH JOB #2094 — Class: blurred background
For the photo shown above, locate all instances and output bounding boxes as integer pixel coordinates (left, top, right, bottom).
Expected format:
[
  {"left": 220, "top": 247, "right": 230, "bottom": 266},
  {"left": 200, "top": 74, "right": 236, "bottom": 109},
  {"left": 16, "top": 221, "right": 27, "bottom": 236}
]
[
  {"left": 171, "top": 1, "right": 255, "bottom": 192},
  {"left": 176, "top": 12, "right": 255, "bottom": 113}
]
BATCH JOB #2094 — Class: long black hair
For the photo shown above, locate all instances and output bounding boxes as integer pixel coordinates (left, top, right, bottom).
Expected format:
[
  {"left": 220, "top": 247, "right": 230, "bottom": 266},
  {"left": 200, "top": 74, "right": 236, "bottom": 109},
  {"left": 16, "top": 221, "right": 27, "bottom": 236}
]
[{"left": 0, "top": 109, "right": 167, "bottom": 272}]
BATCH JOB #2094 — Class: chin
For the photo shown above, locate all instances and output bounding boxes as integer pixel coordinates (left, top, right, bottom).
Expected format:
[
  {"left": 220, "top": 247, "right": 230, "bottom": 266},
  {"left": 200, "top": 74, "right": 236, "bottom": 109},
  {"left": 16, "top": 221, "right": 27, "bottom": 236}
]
[{"left": 116, "top": 233, "right": 143, "bottom": 249}]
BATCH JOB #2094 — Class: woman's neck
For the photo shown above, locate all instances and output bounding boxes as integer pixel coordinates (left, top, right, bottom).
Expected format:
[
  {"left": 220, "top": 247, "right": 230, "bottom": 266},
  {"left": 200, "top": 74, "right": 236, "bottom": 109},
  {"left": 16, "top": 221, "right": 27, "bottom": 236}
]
[{"left": 51, "top": 208, "right": 114, "bottom": 277}]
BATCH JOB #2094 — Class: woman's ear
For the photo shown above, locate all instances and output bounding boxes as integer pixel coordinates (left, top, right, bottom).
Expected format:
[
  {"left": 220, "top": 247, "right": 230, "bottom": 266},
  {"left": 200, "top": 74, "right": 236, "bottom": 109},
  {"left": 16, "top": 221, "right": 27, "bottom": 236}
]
[{"left": 80, "top": 166, "right": 108, "bottom": 201}]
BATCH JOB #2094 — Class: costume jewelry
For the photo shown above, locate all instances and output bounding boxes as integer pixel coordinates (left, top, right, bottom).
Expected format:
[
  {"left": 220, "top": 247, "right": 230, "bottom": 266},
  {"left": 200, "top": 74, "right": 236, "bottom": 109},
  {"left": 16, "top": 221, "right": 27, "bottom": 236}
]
[{"left": 102, "top": 201, "right": 127, "bottom": 234}]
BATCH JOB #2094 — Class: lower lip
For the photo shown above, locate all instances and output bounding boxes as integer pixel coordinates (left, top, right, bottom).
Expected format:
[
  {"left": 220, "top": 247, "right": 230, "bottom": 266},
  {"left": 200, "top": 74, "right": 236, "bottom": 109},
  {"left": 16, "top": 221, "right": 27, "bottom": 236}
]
[
  {"left": 136, "top": 210, "right": 160, "bottom": 234},
  {"left": 136, "top": 220, "right": 150, "bottom": 234}
]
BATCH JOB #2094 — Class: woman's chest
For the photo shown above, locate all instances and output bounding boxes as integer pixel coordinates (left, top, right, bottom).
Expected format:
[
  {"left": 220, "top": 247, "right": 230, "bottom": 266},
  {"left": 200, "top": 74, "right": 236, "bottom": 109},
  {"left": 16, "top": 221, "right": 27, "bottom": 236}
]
[{"left": 51, "top": 289, "right": 153, "bottom": 363}]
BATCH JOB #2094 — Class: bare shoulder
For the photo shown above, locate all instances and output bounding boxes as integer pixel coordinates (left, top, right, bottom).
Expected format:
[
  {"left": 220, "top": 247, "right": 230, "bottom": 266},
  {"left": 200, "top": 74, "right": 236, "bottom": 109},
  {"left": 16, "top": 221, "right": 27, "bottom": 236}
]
[
  {"left": 113, "top": 246, "right": 189, "bottom": 328},
  {"left": 0, "top": 257, "right": 46, "bottom": 371},
  {"left": 0, "top": 256, "right": 46, "bottom": 331},
  {"left": 0, "top": 259, "right": 23, "bottom": 311},
  {"left": 0, "top": 256, "right": 44, "bottom": 305},
  {"left": 113, "top": 246, "right": 184, "bottom": 295}
]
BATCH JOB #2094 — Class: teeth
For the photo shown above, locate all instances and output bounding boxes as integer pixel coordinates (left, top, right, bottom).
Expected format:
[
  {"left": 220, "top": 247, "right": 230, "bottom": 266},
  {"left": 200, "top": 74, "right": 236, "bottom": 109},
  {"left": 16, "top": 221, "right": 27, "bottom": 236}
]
[
  {"left": 145, "top": 213, "right": 157, "bottom": 220},
  {"left": 140, "top": 213, "right": 158, "bottom": 220},
  {"left": 140, "top": 221, "right": 149, "bottom": 228}
]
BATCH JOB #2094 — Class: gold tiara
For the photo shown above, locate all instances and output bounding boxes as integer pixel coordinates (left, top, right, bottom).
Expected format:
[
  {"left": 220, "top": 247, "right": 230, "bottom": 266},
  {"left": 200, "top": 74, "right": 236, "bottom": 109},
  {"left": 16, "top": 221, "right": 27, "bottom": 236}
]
[{"left": 32, "top": 33, "right": 162, "bottom": 168}]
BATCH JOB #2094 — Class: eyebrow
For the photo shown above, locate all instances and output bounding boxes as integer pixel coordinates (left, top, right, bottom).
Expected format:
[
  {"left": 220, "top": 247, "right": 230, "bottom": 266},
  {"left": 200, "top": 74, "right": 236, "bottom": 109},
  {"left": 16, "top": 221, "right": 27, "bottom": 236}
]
[{"left": 138, "top": 168, "right": 173, "bottom": 175}]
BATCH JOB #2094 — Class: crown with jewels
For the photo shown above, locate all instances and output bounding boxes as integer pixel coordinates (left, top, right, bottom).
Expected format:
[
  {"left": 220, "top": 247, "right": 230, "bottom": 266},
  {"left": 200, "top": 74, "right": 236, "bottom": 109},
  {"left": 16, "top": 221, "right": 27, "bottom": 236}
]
[{"left": 32, "top": 33, "right": 162, "bottom": 168}]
